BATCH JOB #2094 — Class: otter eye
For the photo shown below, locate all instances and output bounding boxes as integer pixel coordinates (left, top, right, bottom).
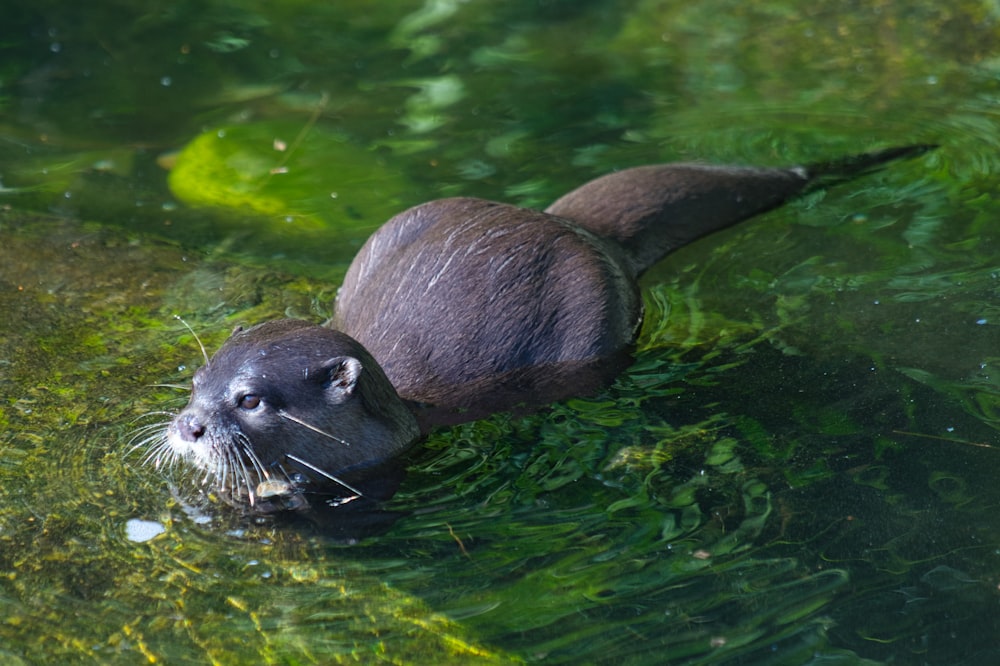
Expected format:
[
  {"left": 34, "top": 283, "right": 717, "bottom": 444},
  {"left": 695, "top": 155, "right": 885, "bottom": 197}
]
[{"left": 239, "top": 394, "right": 261, "bottom": 410}]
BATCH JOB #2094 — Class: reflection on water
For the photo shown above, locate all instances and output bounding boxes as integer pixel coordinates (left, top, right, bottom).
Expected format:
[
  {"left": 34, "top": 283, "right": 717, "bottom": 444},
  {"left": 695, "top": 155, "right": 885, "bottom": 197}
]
[{"left": 1, "top": 0, "right": 999, "bottom": 663}]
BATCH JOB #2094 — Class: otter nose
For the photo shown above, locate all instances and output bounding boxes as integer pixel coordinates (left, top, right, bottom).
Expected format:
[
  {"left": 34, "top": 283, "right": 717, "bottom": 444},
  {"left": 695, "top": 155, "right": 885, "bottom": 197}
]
[{"left": 176, "top": 414, "right": 206, "bottom": 442}]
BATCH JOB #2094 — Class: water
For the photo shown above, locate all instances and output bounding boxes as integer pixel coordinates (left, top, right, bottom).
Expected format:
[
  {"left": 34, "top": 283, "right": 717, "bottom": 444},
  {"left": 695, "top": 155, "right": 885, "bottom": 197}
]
[{"left": 1, "top": 1, "right": 999, "bottom": 663}]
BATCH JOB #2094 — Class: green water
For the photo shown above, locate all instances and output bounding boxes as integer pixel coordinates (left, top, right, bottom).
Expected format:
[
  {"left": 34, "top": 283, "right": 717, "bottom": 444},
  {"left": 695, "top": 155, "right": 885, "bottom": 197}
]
[{"left": 1, "top": 1, "right": 999, "bottom": 663}]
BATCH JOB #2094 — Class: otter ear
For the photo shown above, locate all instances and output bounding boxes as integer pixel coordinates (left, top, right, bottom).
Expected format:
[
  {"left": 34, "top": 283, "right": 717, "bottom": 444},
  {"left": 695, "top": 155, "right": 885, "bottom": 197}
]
[{"left": 322, "top": 356, "right": 363, "bottom": 399}]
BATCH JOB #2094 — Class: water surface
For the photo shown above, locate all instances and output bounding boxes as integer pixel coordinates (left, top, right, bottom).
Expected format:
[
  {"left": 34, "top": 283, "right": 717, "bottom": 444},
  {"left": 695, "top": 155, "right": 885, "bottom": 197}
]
[{"left": 1, "top": 1, "right": 999, "bottom": 663}]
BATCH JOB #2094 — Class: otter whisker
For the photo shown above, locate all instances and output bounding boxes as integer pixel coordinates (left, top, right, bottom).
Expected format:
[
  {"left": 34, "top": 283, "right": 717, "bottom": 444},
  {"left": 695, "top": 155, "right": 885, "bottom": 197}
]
[
  {"left": 210, "top": 447, "right": 226, "bottom": 490},
  {"left": 198, "top": 459, "right": 216, "bottom": 487},
  {"left": 128, "top": 423, "right": 167, "bottom": 449},
  {"left": 221, "top": 457, "right": 235, "bottom": 494},
  {"left": 236, "top": 432, "right": 269, "bottom": 482},
  {"left": 140, "top": 437, "right": 174, "bottom": 468},
  {"left": 234, "top": 434, "right": 268, "bottom": 505},
  {"left": 128, "top": 423, "right": 173, "bottom": 465},
  {"left": 129, "top": 423, "right": 170, "bottom": 443},
  {"left": 127, "top": 416, "right": 171, "bottom": 437},
  {"left": 285, "top": 453, "right": 367, "bottom": 498},
  {"left": 129, "top": 410, "right": 180, "bottom": 423},
  {"left": 229, "top": 448, "right": 251, "bottom": 501},
  {"left": 174, "top": 314, "right": 210, "bottom": 366},
  {"left": 126, "top": 413, "right": 177, "bottom": 469},
  {"left": 227, "top": 447, "right": 245, "bottom": 496},
  {"left": 277, "top": 410, "right": 353, "bottom": 447}
]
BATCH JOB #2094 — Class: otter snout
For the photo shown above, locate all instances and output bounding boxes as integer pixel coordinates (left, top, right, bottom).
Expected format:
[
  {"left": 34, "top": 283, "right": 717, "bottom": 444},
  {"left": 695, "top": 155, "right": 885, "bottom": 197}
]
[
  {"left": 174, "top": 413, "right": 206, "bottom": 442},
  {"left": 166, "top": 408, "right": 220, "bottom": 467}
]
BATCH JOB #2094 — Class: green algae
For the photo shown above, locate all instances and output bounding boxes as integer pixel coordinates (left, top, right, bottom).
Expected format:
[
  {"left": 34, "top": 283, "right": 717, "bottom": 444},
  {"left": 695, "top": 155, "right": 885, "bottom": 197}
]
[
  {"left": 0, "top": 210, "right": 519, "bottom": 664},
  {"left": 168, "top": 120, "right": 414, "bottom": 236}
]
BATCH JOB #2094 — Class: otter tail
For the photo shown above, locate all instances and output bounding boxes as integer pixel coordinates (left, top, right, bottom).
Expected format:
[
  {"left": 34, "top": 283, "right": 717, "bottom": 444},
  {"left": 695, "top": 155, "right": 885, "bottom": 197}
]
[
  {"left": 545, "top": 144, "right": 936, "bottom": 276},
  {"left": 801, "top": 144, "right": 938, "bottom": 191}
]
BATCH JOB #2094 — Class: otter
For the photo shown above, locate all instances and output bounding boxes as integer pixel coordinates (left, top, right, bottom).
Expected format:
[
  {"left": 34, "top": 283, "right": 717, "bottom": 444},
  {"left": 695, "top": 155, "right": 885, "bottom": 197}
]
[{"left": 145, "top": 145, "right": 934, "bottom": 509}]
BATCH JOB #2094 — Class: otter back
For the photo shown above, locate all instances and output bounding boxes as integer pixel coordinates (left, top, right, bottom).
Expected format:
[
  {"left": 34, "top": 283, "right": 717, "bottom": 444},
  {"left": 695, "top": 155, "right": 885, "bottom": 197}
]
[{"left": 333, "top": 197, "right": 641, "bottom": 418}]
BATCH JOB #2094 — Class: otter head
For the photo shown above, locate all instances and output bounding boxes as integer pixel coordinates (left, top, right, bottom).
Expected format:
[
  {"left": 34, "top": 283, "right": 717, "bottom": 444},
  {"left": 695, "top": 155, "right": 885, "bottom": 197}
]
[{"left": 164, "top": 319, "right": 420, "bottom": 505}]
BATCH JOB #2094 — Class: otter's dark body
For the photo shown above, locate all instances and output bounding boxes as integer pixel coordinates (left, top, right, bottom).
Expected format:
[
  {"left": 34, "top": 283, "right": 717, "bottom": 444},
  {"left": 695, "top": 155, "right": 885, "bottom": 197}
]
[
  {"left": 158, "top": 146, "right": 933, "bottom": 504},
  {"left": 333, "top": 197, "right": 640, "bottom": 419}
]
